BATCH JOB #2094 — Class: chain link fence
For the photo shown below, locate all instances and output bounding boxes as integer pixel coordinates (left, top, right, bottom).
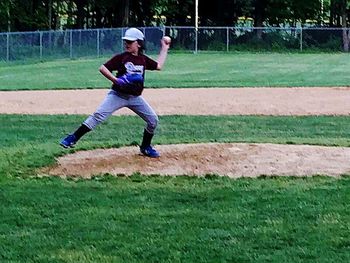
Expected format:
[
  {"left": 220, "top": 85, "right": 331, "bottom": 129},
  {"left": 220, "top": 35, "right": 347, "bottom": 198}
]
[{"left": 0, "top": 26, "right": 348, "bottom": 62}]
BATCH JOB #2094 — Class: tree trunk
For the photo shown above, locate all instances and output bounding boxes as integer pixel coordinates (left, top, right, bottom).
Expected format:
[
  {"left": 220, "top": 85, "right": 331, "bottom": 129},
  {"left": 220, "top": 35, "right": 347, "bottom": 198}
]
[
  {"left": 95, "top": 5, "right": 103, "bottom": 28},
  {"left": 342, "top": 29, "right": 349, "bottom": 52},
  {"left": 330, "top": 0, "right": 333, "bottom": 26},
  {"left": 254, "top": 0, "right": 267, "bottom": 39},
  {"left": 7, "top": 4, "right": 11, "bottom": 32},
  {"left": 342, "top": 14, "right": 349, "bottom": 52},
  {"left": 76, "top": 0, "right": 86, "bottom": 29},
  {"left": 48, "top": 0, "right": 52, "bottom": 29},
  {"left": 341, "top": 0, "right": 349, "bottom": 52},
  {"left": 121, "top": 0, "right": 129, "bottom": 27}
]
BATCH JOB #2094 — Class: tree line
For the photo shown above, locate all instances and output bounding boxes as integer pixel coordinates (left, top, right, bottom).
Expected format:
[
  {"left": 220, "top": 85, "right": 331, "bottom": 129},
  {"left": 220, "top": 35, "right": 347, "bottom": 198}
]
[{"left": 0, "top": 0, "right": 349, "bottom": 32}]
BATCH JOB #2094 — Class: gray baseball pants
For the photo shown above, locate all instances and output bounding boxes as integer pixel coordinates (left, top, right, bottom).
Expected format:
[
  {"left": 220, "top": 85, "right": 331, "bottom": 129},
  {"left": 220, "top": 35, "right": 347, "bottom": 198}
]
[{"left": 83, "top": 90, "right": 158, "bottom": 133}]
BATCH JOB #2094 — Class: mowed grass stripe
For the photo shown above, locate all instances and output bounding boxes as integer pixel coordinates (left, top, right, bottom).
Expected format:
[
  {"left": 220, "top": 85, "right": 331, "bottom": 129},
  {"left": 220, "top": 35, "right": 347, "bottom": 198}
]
[
  {"left": 0, "top": 114, "right": 349, "bottom": 177},
  {"left": 1, "top": 52, "right": 350, "bottom": 90},
  {"left": 1, "top": 176, "right": 349, "bottom": 262}
]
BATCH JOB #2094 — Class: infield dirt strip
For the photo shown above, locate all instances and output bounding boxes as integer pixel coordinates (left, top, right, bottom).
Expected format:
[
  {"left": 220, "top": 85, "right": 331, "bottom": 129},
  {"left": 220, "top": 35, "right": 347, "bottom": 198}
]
[
  {"left": 1, "top": 87, "right": 350, "bottom": 115},
  {"left": 2, "top": 87, "right": 349, "bottom": 178}
]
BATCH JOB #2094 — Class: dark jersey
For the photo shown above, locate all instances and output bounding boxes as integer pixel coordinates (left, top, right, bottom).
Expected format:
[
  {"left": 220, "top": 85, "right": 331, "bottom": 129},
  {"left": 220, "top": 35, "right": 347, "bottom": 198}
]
[{"left": 104, "top": 52, "right": 158, "bottom": 96}]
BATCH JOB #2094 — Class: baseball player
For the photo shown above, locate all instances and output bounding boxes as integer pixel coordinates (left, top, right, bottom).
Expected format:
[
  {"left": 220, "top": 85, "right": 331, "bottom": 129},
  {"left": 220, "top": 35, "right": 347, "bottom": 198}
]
[{"left": 60, "top": 27, "right": 170, "bottom": 158}]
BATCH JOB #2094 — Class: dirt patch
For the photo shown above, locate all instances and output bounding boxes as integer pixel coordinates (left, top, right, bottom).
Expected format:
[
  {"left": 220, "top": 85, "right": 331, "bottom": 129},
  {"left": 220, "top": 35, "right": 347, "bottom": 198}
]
[
  {"left": 1, "top": 87, "right": 350, "bottom": 115},
  {"left": 43, "top": 143, "right": 350, "bottom": 178}
]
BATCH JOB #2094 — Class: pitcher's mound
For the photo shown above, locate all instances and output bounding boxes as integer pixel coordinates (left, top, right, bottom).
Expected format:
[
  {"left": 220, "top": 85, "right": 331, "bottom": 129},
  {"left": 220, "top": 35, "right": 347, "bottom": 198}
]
[{"left": 44, "top": 143, "right": 350, "bottom": 178}]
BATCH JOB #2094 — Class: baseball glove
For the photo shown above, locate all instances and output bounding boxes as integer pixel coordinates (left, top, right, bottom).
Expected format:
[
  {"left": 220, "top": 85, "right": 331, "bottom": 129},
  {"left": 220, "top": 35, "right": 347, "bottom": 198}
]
[{"left": 113, "top": 73, "right": 144, "bottom": 95}]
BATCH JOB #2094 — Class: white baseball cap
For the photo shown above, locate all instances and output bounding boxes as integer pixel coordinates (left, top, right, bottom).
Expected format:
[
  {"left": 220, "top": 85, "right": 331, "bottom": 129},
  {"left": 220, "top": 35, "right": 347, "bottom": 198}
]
[{"left": 122, "top": 28, "right": 144, "bottom": 41}]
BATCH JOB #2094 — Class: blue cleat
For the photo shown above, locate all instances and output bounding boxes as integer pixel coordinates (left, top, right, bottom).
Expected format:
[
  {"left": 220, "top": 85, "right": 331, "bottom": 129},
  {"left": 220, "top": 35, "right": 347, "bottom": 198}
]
[
  {"left": 140, "top": 145, "right": 160, "bottom": 158},
  {"left": 60, "top": 134, "right": 77, "bottom": 148}
]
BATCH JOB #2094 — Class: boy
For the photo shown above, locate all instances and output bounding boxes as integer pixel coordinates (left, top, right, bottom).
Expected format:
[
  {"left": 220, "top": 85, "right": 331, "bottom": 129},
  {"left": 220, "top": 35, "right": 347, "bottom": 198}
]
[{"left": 60, "top": 28, "right": 170, "bottom": 158}]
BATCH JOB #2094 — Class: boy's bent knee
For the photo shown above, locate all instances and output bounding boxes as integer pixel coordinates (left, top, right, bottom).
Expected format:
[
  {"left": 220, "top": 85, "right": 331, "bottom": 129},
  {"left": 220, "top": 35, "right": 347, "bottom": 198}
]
[
  {"left": 84, "top": 112, "right": 108, "bottom": 130},
  {"left": 146, "top": 115, "right": 159, "bottom": 133}
]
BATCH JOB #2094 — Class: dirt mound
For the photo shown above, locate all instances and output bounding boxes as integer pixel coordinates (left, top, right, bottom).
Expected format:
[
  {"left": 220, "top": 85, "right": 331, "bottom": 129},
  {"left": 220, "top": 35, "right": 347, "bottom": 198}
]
[{"left": 44, "top": 143, "right": 350, "bottom": 178}]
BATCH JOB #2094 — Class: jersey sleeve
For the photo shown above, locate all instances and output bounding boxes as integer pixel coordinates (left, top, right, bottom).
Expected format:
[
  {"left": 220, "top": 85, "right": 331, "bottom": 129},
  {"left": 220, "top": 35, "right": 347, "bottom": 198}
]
[
  {"left": 144, "top": 55, "right": 158, "bottom": 70},
  {"left": 103, "top": 54, "right": 123, "bottom": 71}
]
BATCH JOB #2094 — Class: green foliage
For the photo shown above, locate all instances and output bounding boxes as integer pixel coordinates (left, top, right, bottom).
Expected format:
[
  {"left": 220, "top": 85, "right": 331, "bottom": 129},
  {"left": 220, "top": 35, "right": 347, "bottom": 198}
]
[
  {"left": 232, "top": 31, "right": 300, "bottom": 51},
  {"left": 303, "top": 29, "right": 343, "bottom": 52},
  {"left": 206, "top": 40, "right": 226, "bottom": 51},
  {"left": 0, "top": 0, "right": 348, "bottom": 32}
]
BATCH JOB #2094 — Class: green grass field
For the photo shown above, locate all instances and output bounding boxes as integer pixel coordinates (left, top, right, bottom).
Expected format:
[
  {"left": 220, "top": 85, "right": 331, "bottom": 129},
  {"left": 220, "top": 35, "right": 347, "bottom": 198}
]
[
  {"left": 1, "top": 52, "right": 350, "bottom": 262},
  {"left": 2, "top": 175, "right": 349, "bottom": 262},
  {"left": 1, "top": 52, "right": 350, "bottom": 90},
  {"left": 1, "top": 114, "right": 350, "bottom": 262}
]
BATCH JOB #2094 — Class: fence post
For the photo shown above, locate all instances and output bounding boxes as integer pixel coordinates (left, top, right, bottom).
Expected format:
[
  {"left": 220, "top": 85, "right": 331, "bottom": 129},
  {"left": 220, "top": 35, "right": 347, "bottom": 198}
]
[
  {"left": 97, "top": 28, "right": 100, "bottom": 57},
  {"left": 70, "top": 29, "right": 73, "bottom": 59},
  {"left": 121, "top": 28, "right": 124, "bottom": 53},
  {"left": 6, "top": 32, "right": 9, "bottom": 61},
  {"left": 226, "top": 27, "right": 229, "bottom": 52},
  {"left": 40, "top": 31, "right": 43, "bottom": 60},
  {"left": 299, "top": 27, "right": 303, "bottom": 52},
  {"left": 195, "top": 28, "right": 198, "bottom": 53}
]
